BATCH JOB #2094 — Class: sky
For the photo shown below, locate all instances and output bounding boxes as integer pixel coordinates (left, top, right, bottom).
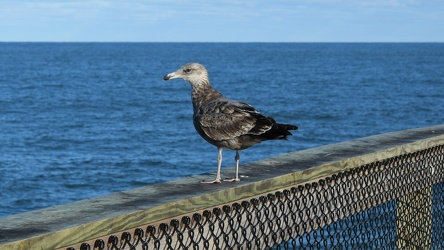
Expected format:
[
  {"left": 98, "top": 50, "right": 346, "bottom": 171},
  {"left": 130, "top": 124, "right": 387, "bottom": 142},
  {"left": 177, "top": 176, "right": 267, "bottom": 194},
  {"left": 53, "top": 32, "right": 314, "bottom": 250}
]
[{"left": 1, "top": 0, "right": 443, "bottom": 42}]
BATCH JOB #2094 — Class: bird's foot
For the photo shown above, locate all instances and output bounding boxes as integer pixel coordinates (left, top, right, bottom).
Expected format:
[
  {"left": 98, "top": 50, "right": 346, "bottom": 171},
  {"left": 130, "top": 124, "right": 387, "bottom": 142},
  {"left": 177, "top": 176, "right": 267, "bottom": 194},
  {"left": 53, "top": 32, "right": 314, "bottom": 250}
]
[
  {"left": 223, "top": 177, "right": 241, "bottom": 182},
  {"left": 201, "top": 178, "right": 222, "bottom": 184}
]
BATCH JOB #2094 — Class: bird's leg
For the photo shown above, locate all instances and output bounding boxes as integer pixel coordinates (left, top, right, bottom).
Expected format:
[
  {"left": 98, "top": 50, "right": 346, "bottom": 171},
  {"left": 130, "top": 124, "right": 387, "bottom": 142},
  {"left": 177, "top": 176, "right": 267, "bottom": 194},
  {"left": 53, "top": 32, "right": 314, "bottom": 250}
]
[
  {"left": 202, "top": 148, "right": 223, "bottom": 184},
  {"left": 224, "top": 150, "right": 241, "bottom": 182}
]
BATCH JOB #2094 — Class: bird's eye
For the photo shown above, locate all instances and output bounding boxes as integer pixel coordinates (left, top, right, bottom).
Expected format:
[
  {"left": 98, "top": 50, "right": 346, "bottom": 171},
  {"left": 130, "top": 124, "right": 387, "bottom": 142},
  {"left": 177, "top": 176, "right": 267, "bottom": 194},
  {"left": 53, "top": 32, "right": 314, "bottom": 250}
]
[{"left": 184, "top": 68, "right": 192, "bottom": 73}]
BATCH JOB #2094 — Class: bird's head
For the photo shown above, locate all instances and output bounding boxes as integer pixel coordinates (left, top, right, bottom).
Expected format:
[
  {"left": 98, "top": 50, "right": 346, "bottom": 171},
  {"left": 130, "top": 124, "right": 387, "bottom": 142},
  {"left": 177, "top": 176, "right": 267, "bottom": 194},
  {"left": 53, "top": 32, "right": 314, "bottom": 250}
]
[{"left": 163, "top": 62, "right": 209, "bottom": 85}]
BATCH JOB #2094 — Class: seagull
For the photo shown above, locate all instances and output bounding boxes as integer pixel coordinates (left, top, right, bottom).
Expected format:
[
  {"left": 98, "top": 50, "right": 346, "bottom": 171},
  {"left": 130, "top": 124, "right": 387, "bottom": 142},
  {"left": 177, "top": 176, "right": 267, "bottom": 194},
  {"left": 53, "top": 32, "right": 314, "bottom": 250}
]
[{"left": 163, "top": 63, "right": 298, "bottom": 183}]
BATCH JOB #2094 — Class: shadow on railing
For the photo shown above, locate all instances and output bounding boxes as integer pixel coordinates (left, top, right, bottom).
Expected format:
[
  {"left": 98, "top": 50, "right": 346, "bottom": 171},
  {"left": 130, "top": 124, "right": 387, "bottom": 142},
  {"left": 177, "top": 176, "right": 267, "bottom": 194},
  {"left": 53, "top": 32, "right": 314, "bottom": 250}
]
[{"left": 1, "top": 125, "right": 443, "bottom": 250}]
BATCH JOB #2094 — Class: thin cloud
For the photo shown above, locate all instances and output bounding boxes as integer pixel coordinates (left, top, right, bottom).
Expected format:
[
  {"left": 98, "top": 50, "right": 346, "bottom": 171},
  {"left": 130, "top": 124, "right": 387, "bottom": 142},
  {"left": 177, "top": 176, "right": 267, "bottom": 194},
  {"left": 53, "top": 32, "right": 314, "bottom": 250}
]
[{"left": 0, "top": 1, "right": 175, "bottom": 22}]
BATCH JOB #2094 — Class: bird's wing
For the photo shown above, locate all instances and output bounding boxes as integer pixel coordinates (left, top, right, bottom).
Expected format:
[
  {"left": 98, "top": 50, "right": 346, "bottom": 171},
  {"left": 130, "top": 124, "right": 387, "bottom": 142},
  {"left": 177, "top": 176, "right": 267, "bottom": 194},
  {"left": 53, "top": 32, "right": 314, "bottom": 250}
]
[{"left": 196, "top": 100, "right": 274, "bottom": 141}]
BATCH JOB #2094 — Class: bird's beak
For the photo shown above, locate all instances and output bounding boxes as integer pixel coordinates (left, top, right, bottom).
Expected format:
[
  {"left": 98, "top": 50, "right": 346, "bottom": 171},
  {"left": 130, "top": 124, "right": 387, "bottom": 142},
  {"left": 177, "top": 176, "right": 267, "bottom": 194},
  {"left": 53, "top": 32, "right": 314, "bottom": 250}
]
[{"left": 163, "top": 72, "right": 178, "bottom": 81}]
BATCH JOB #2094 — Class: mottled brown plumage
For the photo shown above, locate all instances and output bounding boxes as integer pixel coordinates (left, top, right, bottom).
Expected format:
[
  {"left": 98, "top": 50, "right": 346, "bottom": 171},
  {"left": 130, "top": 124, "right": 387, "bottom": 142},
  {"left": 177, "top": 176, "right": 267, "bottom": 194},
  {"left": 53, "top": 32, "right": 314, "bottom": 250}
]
[{"left": 163, "top": 63, "right": 298, "bottom": 183}]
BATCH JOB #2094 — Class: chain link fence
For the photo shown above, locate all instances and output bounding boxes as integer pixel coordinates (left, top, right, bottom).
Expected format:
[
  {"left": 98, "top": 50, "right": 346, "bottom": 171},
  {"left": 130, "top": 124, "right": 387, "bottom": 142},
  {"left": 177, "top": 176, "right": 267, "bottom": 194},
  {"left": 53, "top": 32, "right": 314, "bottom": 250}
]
[{"left": 64, "top": 145, "right": 444, "bottom": 250}]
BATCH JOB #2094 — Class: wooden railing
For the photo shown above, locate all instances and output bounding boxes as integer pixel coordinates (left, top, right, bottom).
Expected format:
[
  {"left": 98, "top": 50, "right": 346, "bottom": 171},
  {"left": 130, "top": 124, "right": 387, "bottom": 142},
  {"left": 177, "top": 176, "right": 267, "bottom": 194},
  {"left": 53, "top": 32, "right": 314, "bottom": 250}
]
[{"left": 1, "top": 125, "right": 443, "bottom": 250}]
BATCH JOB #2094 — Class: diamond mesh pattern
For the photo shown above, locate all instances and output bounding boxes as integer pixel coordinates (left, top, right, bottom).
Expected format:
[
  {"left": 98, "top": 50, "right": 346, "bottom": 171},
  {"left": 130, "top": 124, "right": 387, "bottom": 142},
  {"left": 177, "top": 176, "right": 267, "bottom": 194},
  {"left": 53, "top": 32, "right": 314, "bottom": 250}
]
[{"left": 65, "top": 145, "right": 444, "bottom": 250}]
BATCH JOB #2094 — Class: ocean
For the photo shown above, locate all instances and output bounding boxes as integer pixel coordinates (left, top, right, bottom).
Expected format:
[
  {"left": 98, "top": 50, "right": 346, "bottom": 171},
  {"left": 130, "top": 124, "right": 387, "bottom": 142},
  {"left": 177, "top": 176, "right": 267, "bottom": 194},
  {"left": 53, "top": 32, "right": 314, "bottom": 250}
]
[{"left": 0, "top": 43, "right": 443, "bottom": 217}]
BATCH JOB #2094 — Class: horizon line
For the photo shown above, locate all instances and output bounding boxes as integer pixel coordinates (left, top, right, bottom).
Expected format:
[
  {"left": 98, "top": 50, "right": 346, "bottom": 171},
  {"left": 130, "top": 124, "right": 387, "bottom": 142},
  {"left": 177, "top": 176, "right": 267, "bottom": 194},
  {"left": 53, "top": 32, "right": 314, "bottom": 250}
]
[{"left": 1, "top": 41, "right": 444, "bottom": 43}]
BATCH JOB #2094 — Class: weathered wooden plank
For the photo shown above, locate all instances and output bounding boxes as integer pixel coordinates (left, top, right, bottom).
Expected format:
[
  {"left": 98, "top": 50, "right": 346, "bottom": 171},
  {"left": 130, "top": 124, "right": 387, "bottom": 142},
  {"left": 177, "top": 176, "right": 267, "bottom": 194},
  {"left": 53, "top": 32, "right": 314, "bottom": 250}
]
[{"left": 0, "top": 125, "right": 444, "bottom": 249}]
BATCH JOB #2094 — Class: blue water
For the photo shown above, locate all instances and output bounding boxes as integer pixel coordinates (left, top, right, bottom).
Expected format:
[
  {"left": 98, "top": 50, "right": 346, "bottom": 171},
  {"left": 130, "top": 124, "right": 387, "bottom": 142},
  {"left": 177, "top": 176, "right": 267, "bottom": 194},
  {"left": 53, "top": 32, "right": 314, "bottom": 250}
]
[{"left": 1, "top": 43, "right": 443, "bottom": 217}]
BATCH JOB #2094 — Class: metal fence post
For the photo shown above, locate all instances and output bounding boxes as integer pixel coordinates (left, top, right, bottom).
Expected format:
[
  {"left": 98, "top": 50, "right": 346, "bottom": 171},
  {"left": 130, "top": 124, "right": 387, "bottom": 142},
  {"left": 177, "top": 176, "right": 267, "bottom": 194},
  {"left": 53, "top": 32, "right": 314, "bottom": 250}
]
[{"left": 396, "top": 186, "right": 433, "bottom": 250}]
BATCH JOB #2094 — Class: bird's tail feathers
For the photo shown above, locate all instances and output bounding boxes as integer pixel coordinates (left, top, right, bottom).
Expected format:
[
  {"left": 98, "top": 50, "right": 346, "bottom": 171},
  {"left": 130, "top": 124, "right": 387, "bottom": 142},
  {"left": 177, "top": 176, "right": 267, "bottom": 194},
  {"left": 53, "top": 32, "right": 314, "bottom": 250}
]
[
  {"left": 277, "top": 123, "right": 298, "bottom": 131},
  {"left": 261, "top": 123, "right": 298, "bottom": 140}
]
